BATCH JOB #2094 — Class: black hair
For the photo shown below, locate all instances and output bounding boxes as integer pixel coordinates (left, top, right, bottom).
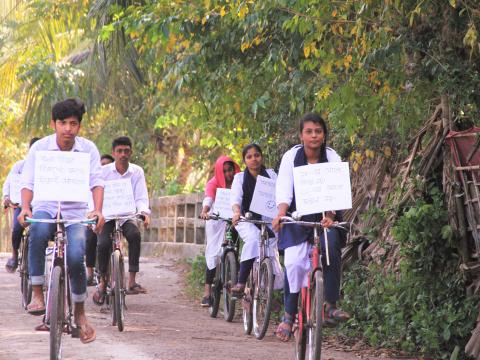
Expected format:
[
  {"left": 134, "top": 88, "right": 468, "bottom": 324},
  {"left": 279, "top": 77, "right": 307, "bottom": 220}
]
[
  {"left": 112, "top": 136, "right": 132, "bottom": 150},
  {"left": 241, "top": 143, "right": 263, "bottom": 160},
  {"left": 101, "top": 154, "right": 114, "bottom": 163},
  {"left": 52, "top": 98, "right": 86, "bottom": 122},
  {"left": 224, "top": 161, "right": 235, "bottom": 170},
  {"left": 299, "top": 112, "right": 328, "bottom": 162},
  {"left": 29, "top": 137, "right": 40, "bottom": 148}
]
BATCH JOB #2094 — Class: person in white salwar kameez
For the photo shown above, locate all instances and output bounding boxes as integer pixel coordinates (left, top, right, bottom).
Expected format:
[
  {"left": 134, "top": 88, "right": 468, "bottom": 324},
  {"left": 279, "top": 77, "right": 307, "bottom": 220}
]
[
  {"left": 230, "top": 144, "right": 283, "bottom": 294},
  {"left": 199, "top": 156, "right": 240, "bottom": 307}
]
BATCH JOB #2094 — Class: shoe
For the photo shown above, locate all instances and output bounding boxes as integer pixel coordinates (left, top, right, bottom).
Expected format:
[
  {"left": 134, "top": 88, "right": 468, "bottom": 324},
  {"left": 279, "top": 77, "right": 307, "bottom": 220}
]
[
  {"left": 201, "top": 296, "right": 211, "bottom": 307},
  {"left": 125, "top": 283, "right": 147, "bottom": 295},
  {"left": 230, "top": 283, "right": 245, "bottom": 297},
  {"left": 5, "top": 258, "right": 18, "bottom": 273},
  {"left": 87, "top": 275, "right": 96, "bottom": 287}
]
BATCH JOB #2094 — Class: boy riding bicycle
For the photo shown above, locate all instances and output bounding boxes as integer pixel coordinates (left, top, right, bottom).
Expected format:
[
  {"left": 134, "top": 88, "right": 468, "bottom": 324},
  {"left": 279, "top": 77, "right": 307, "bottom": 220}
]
[
  {"left": 93, "top": 136, "right": 150, "bottom": 304},
  {"left": 18, "top": 98, "right": 105, "bottom": 344}
]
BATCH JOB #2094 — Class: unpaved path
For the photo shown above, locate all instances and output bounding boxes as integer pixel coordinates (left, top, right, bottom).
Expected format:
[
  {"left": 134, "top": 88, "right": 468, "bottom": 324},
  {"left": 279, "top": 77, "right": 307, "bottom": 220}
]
[{"left": 0, "top": 254, "right": 396, "bottom": 360}]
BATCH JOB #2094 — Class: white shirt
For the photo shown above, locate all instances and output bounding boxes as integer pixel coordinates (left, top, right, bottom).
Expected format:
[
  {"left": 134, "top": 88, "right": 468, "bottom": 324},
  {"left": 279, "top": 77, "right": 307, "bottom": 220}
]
[
  {"left": 231, "top": 169, "right": 277, "bottom": 207},
  {"left": 276, "top": 145, "right": 341, "bottom": 207},
  {"left": 20, "top": 134, "right": 104, "bottom": 219},
  {"left": 101, "top": 162, "right": 151, "bottom": 214},
  {"left": 3, "top": 160, "right": 25, "bottom": 198}
]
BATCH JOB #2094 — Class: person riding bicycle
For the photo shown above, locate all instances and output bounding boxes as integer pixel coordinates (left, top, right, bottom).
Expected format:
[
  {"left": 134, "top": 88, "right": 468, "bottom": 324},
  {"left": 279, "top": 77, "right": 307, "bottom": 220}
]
[
  {"left": 199, "top": 155, "right": 240, "bottom": 307},
  {"left": 93, "top": 136, "right": 150, "bottom": 303},
  {"left": 85, "top": 154, "right": 114, "bottom": 286},
  {"left": 272, "top": 113, "right": 350, "bottom": 342},
  {"left": 230, "top": 144, "right": 282, "bottom": 295},
  {"left": 3, "top": 137, "right": 40, "bottom": 273},
  {"left": 18, "top": 98, "right": 105, "bottom": 344}
]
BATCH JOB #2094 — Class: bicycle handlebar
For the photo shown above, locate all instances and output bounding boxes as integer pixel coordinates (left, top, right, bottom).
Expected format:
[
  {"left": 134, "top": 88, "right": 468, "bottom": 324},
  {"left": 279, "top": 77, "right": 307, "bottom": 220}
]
[
  {"left": 280, "top": 216, "right": 350, "bottom": 232},
  {"left": 239, "top": 216, "right": 271, "bottom": 226},
  {"left": 25, "top": 217, "right": 98, "bottom": 225},
  {"left": 199, "top": 213, "right": 232, "bottom": 222},
  {"left": 105, "top": 213, "right": 146, "bottom": 222}
]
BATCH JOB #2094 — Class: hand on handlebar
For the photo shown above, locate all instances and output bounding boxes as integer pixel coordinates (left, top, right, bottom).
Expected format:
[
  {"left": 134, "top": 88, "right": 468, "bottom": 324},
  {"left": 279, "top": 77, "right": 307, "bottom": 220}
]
[
  {"left": 232, "top": 212, "right": 241, "bottom": 226},
  {"left": 87, "top": 210, "right": 105, "bottom": 234},
  {"left": 272, "top": 213, "right": 285, "bottom": 232},
  {"left": 320, "top": 216, "right": 334, "bottom": 229},
  {"left": 18, "top": 208, "right": 33, "bottom": 228}
]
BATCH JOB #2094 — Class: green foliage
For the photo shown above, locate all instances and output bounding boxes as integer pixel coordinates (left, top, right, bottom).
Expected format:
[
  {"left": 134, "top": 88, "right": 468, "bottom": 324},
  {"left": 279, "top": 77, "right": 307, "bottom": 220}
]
[
  {"left": 341, "top": 186, "right": 477, "bottom": 358},
  {"left": 185, "top": 253, "right": 206, "bottom": 299}
]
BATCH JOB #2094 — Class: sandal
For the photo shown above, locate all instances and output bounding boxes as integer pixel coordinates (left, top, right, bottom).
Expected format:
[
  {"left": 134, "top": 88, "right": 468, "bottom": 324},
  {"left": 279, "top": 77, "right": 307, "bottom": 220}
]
[
  {"left": 92, "top": 288, "right": 105, "bottom": 306},
  {"left": 126, "top": 283, "right": 147, "bottom": 295},
  {"left": 27, "top": 301, "right": 46, "bottom": 316},
  {"left": 5, "top": 258, "right": 18, "bottom": 273},
  {"left": 275, "top": 314, "right": 293, "bottom": 342},
  {"left": 77, "top": 323, "right": 96, "bottom": 344},
  {"left": 325, "top": 306, "right": 350, "bottom": 325}
]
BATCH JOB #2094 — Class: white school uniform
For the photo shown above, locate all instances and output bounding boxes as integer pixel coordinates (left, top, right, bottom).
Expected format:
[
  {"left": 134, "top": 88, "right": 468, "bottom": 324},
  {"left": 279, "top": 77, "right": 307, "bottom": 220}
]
[
  {"left": 203, "top": 196, "right": 225, "bottom": 270},
  {"left": 231, "top": 169, "right": 284, "bottom": 289},
  {"left": 276, "top": 145, "right": 341, "bottom": 292}
]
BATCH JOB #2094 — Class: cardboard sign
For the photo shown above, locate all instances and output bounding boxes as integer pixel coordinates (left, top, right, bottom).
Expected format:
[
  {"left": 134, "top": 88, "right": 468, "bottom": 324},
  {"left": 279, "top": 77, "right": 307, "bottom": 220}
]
[
  {"left": 293, "top": 162, "right": 352, "bottom": 216},
  {"left": 102, "top": 179, "right": 136, "bottom": 217},
  {"left": 9, "top": 173, "right": 22, "bottom": 204},
  {"left": 33, "top": 151, "right": 90, "bottom": 202},
  {"left": 213, "top": 188, "right": 233, "bottom": 218},
  {"left": 250, "top": 175, "right": 277, "bottom": 219}
]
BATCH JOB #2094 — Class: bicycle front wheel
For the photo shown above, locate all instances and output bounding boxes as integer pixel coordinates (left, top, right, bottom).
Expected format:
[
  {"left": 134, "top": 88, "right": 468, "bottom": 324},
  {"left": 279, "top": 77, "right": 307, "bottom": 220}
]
[
  {"left": 223, "top": 251, "right": 237, "bottom": 322},
  {"left": 307, "top": 271, "right": 324, "bottom": 360},
  {"left": 19, "top": 236, "right": 31, "bottom": 310},
  {"left": 49, "top": 265, "right": 65, "bottom": 360},
  {"left": 294, "top": 288, "right": 307, "bottom": 360},
  {"left": 112, "top": 250, "right": 125, "bottom": 332},
  {"left": 209, "top": 265, "right": 222, "bottom": 318},
  {"left": 253, "top": 258, "right": 274, "bottom": 340},
  {"left": 242, "top": 273, "right": 253, "bottom": 335}
]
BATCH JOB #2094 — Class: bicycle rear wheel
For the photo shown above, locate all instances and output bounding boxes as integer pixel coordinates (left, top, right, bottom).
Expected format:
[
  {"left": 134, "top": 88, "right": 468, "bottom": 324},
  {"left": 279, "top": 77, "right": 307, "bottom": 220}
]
[
  {"left": 307, "top": 271, "right": 324, "bottom": 360},
  {"left": 112, "top": 250, "right": 125, "bottom": 332},
  {"left": 49, "top": 265, "right": 65, "bottom": 360},
  {"left": 209, "top": 265, "right": 222, "bottom": 318},
  {"left": 223, "top": 251, "right": 237, "bottom": 322},
  {"left": 253, "top": 258, "right": 274, "bottom": 340},
  {"left": 294, "top": 289, "right": 307, "bottom": 360}
]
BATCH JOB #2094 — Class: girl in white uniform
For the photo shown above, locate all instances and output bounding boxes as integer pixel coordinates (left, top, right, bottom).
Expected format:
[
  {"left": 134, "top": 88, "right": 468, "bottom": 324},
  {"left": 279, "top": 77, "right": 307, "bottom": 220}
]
[
  {"left": 200, "top": 155, "right": 240, "bottom": 307},
  {"left": 230, "top": 144, "right": 282, "bottom": 294},
  {"left": 272, "top": 113, "right": 350, "bottom": 342}
]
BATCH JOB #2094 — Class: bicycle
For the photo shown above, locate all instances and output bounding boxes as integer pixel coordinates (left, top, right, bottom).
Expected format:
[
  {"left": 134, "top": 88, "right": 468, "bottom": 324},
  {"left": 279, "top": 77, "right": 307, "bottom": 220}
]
[
  {"left": 26, "top": 214, "right": 96, "bottom": 360},
  {"left": 239, "top": 212, "right": 275, "bottom": 340},
  {"left": 280, "top": 214, "right": 349, "bottom": 360},
  {"left": 203, "top": 214, "right": 239, "bottom": 322},
  {"left": 101, "top": 213, "right": 145, "bottom": 332}
]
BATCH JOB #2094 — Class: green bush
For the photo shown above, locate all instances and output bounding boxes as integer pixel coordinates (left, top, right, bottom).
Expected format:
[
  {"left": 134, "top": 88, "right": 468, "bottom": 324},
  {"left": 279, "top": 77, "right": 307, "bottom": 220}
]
[
  {"left": 340, "top": 186, "right": 477, "bottom": 359},
  {"left": 185, "top": 253, "right": 206, "bottom": 299}
]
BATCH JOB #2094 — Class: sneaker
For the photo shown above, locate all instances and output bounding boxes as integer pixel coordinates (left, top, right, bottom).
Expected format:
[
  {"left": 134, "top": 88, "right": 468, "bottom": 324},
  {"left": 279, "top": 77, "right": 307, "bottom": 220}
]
[
  {"left": 87, "top": 275, "right": 97, "bottom": 287},
  {"left": 201, "top": 296, "right": 211, "bottom": 307},
  {"left": 5, "top": 258, "right": 18, "bottom": 273}
]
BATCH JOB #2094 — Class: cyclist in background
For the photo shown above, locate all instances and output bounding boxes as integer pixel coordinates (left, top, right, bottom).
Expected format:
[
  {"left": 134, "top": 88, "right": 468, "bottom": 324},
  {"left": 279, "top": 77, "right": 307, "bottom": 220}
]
[
  {"left": 85, "top": 154, "right": 114, "bottom": 285},
  {"left": 93, "top": 136, "right": 150, "bottom": 305},
  {"left": 199, "top": 155, "right": 240, "bottom": 307},
  {"left": 3, "top": 137, "right": 40, "bottom": 273}
]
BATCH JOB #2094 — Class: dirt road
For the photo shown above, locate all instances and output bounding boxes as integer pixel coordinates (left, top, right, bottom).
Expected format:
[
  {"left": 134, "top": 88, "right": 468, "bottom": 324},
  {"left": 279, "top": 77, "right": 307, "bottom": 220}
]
[{"left": 0, "top": 254, "right": 391, "bottom": 360}]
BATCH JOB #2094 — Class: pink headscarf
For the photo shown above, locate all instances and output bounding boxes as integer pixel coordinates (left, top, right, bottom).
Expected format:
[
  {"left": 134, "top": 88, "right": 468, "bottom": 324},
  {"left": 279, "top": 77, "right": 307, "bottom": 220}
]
[{"left": 204, "top": 155, "right": 240, "bottom": 200}]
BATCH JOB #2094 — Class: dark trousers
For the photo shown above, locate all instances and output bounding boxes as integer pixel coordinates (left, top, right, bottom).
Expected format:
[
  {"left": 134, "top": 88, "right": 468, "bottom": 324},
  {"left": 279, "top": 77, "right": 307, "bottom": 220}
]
[
  {"left": 85, "top": 228, "right": 97, "bottom": 268},
  {"left": 97, "top": 220, "right": 141, "bottom": 275},
  {"left": 11, "top": 207, "right": 23, "bottom": 252}
]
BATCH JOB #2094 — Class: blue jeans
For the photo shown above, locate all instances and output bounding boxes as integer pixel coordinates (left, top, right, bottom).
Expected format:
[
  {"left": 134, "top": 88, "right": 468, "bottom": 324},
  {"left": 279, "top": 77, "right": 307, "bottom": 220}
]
[{"left": 28, "top": 211, "right": 88, "bottom": 303}]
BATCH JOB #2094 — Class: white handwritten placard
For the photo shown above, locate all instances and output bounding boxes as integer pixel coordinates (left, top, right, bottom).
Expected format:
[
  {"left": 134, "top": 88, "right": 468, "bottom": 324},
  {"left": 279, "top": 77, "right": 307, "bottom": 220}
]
[
  {"left": 293, "top": 162, "right": 352, "bottom": 216},
  {"left": 102, "top": 179, "right": 136, "bottom": 217},
  {"left": 213, "top": 188, "right": 233, "bottom": 218},
  {"left": 33, "top": 151, "right": 90, "bottom": 202},
  {"left": 250, "top": 175, "right": 277, "bottom": 219},
  {"left": 9, "top": 173, "right": 22, "bottom": 204}
]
